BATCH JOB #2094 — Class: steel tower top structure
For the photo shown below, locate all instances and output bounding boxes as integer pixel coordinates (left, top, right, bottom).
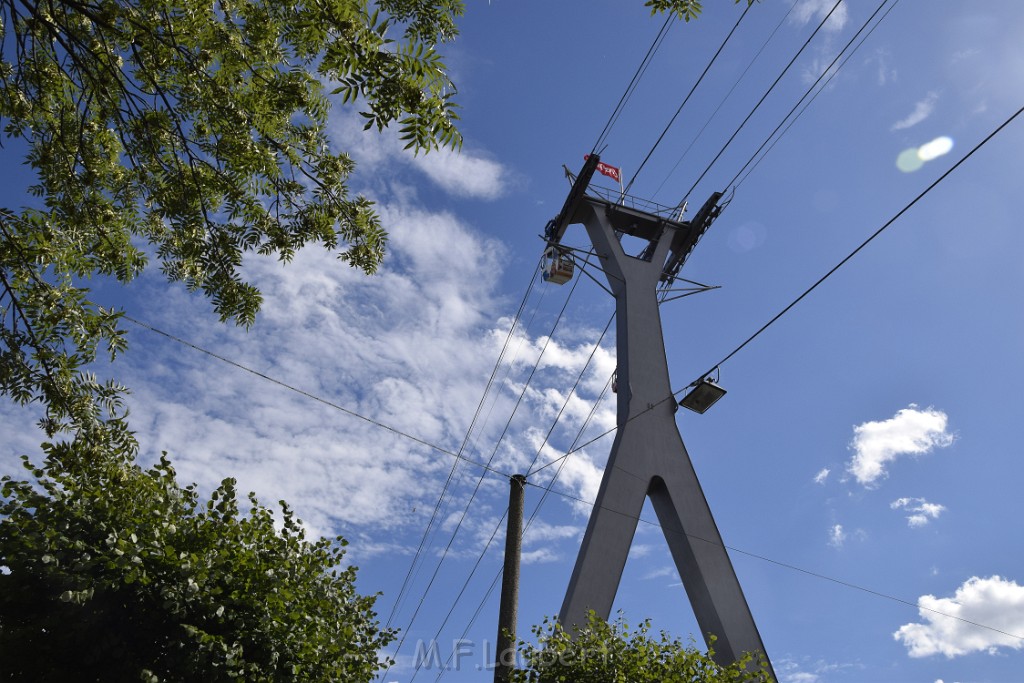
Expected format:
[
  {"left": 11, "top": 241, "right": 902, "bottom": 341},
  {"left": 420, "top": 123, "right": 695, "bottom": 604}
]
[{"left": 543, "top": 154, "right": 773, "bottom": 677}]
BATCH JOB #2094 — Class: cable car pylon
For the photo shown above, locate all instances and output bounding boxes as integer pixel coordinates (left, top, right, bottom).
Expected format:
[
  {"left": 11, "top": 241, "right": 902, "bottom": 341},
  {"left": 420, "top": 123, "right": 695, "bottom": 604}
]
[{"left": 544, "top": 154, "right": 774, "bottom": 678}]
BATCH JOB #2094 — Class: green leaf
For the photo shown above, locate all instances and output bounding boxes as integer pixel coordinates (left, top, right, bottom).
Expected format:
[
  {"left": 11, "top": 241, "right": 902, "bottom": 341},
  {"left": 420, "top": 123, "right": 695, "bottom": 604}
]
[{"left": 1, "top": 0, "right": 466, "bottom": 437}]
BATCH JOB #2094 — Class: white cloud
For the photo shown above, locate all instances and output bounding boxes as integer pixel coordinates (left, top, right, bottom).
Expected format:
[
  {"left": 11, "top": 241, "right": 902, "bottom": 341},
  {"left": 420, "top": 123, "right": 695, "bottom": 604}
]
[
  {"left": 550, "top": 449, "right": 607, "bottom": 516},
  {"left": 519, "top": 519, "right": 581, "bottom": 565},
  {"left": 950, "top": 48, "right": 980, "bottom": 64},
  {"left": 0, "top": 401, "right": 46, "bottom": 470},
  {"left": 643, "top": 566, "right": 676, "bottom": 581},
  {"left": 0, "top": 177, "right": 614, "bottom": 567},
  {"left": 813, "top": 467, "right": 830, "bottom": 485},
  {"left": 99, "top": 223, "right": 609, "bottom": 609},
  {"left": 800, "top": 55, "right": 842, "bottom": 87},
  {"left": 411, "top": 148, "right": 507, "bottom": 200},
  {"left": 777, "top": 656, "right": 857, "bottom": 683},
  {"left": 328, "top": 110, "right": 511, "bottom": 200},
  {"left": 891, "top": 497, "right": 947, "bottom": 527},
  {"left": 895, "top": 576, "right": 1024, "bottom": 658},
  {"left": 891, "top": 92, "right": 939, "bottom": 131},
  {"left": 828, "top": 524, "right": 846, "bottom": 548},
  {"left": 847, "top": 405, "right": 955, "bottom": 486},
  {"left": 868, "top": 48, "right": 898, "bottom": 86},
  {"left": 522, "top": 519, "right": 580, "bottom": 543},
  {"left": 520, "top": 548, "right": 559, "bottom": 565},
  {"left": 791, "top": 0, "right": 848, "bottom": 33},
  {"left": 629, "top": 544, "right": 654, "bottom": 559},
  {"left": 786, "top": 674, "right": 819, "bottom": 683}
]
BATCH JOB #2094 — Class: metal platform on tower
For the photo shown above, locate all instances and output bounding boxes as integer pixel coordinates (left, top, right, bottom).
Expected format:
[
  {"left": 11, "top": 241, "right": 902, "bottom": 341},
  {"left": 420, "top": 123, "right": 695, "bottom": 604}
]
[{"left": 543, "top": 154, "right": 724, "bottom": 287}]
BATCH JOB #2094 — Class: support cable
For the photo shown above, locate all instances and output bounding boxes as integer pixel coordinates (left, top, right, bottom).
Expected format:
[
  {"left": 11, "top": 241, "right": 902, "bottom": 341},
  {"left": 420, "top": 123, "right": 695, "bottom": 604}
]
[
  {"left": 734, "top": 0, "right": 901, "bottom": 191},
  {"left": 412, "top": 314, "right": 613, "bottom": 681},
  {"left": 680, "top": 0, "right": 845, "bottom": 205},
  {"left": 531, "top": 101, "right": 1024, "bottom": 476},
  {"left": 567, "top": 250, "right": 617, "bottom": 296},
  {"left": 722, "top": 0, "right": 895, "bottom": 192},
  {"left": 0, "top": 270, "right": 78, "bottom": 422},
  {"left": 621, "top": 2, "right": 751, "bottom": 196},
  {"left": 123, "top": 316, "right": 512, "bottom": 479},
  {"left": 385, "top": 255, "right": 597, "bottom": 675},
  {"left": 434, "top": 567, "right": 503, "bottom": 683},
  {"left": 434, "top": 35, "right": 685, "bottom": 643},
  {"left": 690, "top": 99, "right": 1024, "bottom": 385},
  {"left": 417, "top": 16, "right": 1023, "bottom": 671},
  {"left": 522, "top": 479, "right": 1024, "bottom": 644},
  {"left": 0, "top": 219, "right": 95, "bottom": 429},
  {"left": 384, "top": 258, "right": 545, "bottom": 631},
  {"left": 432, "top": 341, "right": 617, "bottom": 682},
  {"left": 394, "top": 262, "right": 554, "bottom": 625},
  {"left": 592, "top": 14, "right": 676, "bottom": 154},
  {"left": 652, "top": 0, "right": 798, "bottom": 201},
  {"left": 410, "top": 502, "right": 511, "bottom": 683},
  {"left": 410, "top": 504, "right": 510, "bottom": 683}
]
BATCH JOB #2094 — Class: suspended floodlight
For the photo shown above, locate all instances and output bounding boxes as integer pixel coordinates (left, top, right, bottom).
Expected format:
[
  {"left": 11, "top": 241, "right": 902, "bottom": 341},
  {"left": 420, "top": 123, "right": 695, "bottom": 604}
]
[{"left": 679, "top": 373, "right": 726, "bottom": 414}]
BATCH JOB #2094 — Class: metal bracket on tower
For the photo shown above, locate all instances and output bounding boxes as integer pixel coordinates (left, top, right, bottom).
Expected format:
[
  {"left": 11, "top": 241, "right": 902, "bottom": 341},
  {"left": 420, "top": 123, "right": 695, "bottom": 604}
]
[
  {"left": 660, "top": 190, "right": 724, "bottom": 284},
  {"left": 545, "top": 153, "right": 601, "bottom": 246},
  {"left": 549, "top": 156, "right": 773, "bottom": 678}
]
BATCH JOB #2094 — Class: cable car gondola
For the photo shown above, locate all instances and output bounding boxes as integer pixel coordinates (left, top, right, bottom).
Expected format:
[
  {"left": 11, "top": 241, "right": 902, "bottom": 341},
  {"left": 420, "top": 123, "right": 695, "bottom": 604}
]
[{"left": 542, "top": 245, "right": 574, "bottom": 285}]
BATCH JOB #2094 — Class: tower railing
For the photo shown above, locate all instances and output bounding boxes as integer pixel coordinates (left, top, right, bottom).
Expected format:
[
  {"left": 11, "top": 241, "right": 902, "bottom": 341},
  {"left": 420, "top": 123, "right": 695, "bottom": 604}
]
[{"left": 586, "top": 183, "right": 685, "bottom": 221}]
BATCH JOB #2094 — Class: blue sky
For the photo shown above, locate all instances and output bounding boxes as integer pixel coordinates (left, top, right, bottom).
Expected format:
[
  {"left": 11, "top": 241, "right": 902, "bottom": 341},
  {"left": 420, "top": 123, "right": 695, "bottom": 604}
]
[{"left": 3, "top": 1, "right": 1024, "bottom": 681}]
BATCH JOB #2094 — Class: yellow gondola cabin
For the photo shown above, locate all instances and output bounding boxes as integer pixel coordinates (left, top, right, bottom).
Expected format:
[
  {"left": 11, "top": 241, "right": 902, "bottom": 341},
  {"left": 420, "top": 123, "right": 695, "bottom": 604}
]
[{"left": 542, "top": 245, "right": 574, "bottom": 285}]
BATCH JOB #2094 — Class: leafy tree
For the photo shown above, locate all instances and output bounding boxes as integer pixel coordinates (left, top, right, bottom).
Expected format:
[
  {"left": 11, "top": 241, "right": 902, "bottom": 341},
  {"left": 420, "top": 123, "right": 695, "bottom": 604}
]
[
  {"left": 0, "top": 438, "right": 393, "bottom": 681},
  {"left": 645, "top": 0, "right": 758, "bottom": 22},
  {"left": 0, "top": 0, "right": 464, "bottom": 440},
  {"left": 510, "top": 611, "right": 773, "bottom": 683},
  {"left": 0, "top": 4, "right": 450, "bottom": 678}
]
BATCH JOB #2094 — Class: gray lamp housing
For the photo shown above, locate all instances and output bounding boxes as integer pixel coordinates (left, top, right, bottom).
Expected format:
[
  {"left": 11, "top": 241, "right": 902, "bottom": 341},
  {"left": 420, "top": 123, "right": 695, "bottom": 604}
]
[{"left": 679, "top": 378, "right": 727, "bottom": 414}]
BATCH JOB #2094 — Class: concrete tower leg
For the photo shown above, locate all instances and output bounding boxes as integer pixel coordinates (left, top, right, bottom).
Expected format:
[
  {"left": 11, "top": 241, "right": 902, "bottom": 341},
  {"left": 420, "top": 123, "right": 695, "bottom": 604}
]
[{"left": 557, "top": 198, "right": 772, "bottom": 676}]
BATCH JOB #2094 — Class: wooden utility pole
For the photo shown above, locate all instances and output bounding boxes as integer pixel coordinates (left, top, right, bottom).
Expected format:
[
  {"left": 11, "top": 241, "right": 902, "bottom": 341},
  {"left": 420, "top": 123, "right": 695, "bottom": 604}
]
[{"left": 494, "top": 474, "right": 526, "bottom": 683}]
